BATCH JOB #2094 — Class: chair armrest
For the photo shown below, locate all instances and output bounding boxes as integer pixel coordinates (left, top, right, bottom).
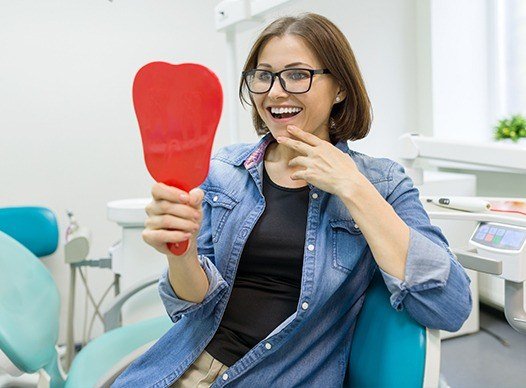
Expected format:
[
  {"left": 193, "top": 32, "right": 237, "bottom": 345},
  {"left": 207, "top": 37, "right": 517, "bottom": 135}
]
[
  {"left": 95, "top": 340, "right": 157, "bottom": 388},
  {"left": 102, "top": 275, "right": 158, "bottom": 332},
  {"left": 424, "top": 328, "right": 441, "bottom": 388}
]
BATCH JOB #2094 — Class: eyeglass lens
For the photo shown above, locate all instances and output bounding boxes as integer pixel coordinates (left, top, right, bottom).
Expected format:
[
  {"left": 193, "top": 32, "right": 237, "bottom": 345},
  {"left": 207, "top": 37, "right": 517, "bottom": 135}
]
[{"left": 246, "top": 69, "right": 312, "bottom": 93}]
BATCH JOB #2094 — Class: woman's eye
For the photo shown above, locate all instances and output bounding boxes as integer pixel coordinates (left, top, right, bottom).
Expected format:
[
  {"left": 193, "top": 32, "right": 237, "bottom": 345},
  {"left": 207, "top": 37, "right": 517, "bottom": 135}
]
[
  {"left": 257, "top": 72, "right": 272, "bottom": 81},
  {"left": 287, "top": 71, "right": 309, "bottom": 81}
]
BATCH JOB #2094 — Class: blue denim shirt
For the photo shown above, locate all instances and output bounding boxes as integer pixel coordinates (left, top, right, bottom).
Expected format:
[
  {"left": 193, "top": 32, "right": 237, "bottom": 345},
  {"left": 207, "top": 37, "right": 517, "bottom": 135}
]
[{"left": 113, "top": 132, "right": 472, "bottom": 387}]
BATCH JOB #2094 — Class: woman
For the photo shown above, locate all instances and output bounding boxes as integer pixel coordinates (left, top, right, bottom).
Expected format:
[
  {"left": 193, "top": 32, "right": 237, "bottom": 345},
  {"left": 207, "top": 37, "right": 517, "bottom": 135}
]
[{"left": 113, "top": 13, "right": 472, "bottom": 387}]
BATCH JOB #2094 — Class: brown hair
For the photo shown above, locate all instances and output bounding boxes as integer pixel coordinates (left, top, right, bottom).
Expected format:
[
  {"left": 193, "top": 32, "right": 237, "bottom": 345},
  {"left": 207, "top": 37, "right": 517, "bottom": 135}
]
[{"left": 239, "top": 13, "right": 372, "bottom": 143}]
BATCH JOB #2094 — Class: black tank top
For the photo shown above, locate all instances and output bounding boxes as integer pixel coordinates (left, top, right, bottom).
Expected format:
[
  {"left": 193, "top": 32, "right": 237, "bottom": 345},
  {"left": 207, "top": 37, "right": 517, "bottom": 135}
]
[{"left": 205, "top": 163, "right": 309, "bottom": 366}]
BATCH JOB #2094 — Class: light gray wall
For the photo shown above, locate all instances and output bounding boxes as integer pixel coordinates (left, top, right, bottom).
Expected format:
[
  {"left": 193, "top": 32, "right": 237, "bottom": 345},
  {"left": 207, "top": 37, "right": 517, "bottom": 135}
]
[{"left": 0, "top": 0, "right": 420, "bottom": 344}]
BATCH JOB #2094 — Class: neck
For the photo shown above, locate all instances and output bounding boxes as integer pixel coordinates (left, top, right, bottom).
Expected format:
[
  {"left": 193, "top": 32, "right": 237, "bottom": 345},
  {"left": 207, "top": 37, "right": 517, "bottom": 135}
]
[{"left": 266, "top": 141, "right": 300, "bottom": 164}]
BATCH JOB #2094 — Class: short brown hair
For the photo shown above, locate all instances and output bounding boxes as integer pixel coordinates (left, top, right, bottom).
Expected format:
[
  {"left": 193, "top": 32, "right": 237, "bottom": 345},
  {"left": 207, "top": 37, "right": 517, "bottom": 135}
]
[{"left": 239, "top": 13, "right": 372, "bottom": 143}]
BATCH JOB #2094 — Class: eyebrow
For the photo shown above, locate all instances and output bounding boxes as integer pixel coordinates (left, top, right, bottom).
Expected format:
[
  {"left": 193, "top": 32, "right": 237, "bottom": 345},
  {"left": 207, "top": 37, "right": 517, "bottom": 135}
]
[{"left": 257, "top": 62, "right": 313, "bottom": 69}]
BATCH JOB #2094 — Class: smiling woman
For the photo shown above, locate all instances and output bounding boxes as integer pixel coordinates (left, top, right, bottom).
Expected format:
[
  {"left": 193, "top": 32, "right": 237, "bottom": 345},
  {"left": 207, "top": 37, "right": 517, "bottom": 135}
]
[
  {"left": 113, "top": 12, "right": 472, "bottom": 388},
  {"left": 239, "top": 13, "right": 372, "bottom": 145}
]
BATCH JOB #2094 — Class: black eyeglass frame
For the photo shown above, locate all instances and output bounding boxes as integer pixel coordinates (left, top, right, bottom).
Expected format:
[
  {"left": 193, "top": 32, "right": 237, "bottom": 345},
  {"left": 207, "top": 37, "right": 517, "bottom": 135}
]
[{"left": 242, "top": 68, "right": 331, "bottom": 94}]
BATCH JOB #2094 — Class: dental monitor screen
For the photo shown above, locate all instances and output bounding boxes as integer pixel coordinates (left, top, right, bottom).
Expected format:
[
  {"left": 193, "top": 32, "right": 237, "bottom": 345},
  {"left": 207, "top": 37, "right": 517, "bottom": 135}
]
[{"left": 471, "top": 222, "right": 526, "bottom": 251}]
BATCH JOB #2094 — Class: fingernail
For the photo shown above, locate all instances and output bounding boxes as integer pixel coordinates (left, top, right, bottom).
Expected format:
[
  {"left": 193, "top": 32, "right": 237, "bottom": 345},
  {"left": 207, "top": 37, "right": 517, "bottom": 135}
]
[{"left": 180, "top": 194, "right": 188, "bottom": 201}]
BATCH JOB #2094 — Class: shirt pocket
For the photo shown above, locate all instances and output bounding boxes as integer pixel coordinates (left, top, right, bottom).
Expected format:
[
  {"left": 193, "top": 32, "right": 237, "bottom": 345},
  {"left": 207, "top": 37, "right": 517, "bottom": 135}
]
[
  {"left": 203, "top": 189, "right": 239, "bottom": 243},
  {"left": 329, "top": 219, "right": 368, "bottom": 273}
]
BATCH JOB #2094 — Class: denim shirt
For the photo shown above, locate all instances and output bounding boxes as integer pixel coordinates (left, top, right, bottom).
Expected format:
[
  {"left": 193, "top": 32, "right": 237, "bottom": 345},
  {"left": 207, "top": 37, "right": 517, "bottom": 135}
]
[{"left": 113, "top": 132, "right": 472, "bottom": 387}]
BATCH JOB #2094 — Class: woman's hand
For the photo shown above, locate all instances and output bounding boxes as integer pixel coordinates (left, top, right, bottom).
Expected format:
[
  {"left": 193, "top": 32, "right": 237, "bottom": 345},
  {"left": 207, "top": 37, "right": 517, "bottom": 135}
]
[
  {"left": 276, "top": 125, "right": 363, "bottom": 197},
  {"left": 142, "top": 183, "right": 204, "bottom": 257}
]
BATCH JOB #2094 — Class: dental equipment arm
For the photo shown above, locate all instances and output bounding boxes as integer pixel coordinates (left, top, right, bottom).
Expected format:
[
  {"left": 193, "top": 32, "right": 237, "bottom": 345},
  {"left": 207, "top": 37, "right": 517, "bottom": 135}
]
[
  {"left": 505, "top": 282, "right": 526, "bottom": 334},
  {"left": 399, "top": 133, "right": 526, "bottom": 186},
  {"left": 102, "top": 275, "right": 158, "bottom": 332},
  {"left": 424, "top": 198, "right": 526, "bottom": 335},
  {"left": 453, "top": 248, "right": 526, "bottom": 333},
  {"left": 453, "top": 248, "right": 526, "bottom": 334},
  {"left": 452, "top": 248, "right": 502, "bottom": 276}
]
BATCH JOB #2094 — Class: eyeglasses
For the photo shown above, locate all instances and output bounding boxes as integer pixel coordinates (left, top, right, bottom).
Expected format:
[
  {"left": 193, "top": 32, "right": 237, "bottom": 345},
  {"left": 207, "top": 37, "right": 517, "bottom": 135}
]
[{"left": 242, "top": 68, "right": 331, "bottom": 94}]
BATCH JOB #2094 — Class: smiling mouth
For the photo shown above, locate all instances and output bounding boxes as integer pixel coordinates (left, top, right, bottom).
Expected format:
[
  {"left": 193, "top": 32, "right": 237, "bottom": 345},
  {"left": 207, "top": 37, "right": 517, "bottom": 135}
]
[{"left": 267, "top": 107, "right": 303, "bottom": 119}]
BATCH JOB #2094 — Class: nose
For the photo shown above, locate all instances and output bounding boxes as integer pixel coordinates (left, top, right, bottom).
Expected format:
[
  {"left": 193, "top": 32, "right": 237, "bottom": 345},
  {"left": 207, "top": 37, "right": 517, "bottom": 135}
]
[{"left": 267, "top": 75, "right": 288, "bottom": 99}]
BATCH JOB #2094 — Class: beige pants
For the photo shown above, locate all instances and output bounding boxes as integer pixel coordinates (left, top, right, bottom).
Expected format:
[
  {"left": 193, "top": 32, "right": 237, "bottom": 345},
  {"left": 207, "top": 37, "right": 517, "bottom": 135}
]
[{"left": 171, "top": 350, "right": 229, "bottom": 388}]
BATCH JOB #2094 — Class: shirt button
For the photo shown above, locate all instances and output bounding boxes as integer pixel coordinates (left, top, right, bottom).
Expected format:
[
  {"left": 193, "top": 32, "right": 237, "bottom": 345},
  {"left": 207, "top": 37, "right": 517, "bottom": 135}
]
[
  {"left": 265, "top": 342, "right": 272, "bottom": 350},
  {"left": 312, "top": 193, "right": 318, "bottom": 199},
  {"left": 307, "top": 244, "right": 314, "bottom": 251},
  {"left": 222, "top": 373, "right": 229, "bottom": 381},
  {"left": 302, "top": 302, "right": 309, "bottom": 310},
  {"left": 213, "top": 195, "right": 218, "bottom": 202},
  {"left": 354, "top": 223, "right": 360, "bottom": 230}
]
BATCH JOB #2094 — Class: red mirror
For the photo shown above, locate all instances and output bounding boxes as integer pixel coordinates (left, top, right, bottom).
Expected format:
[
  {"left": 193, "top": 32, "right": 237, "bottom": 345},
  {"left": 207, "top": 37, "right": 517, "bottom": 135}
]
[{"left": 133, "top": 62, "right": 222, "bottom": 255}]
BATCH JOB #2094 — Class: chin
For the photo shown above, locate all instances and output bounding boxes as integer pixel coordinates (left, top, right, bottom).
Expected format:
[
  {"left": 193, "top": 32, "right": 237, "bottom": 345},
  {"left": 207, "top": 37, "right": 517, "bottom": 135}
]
[{"left": 270, "top": 128, "right": 291, "bottom": 139}]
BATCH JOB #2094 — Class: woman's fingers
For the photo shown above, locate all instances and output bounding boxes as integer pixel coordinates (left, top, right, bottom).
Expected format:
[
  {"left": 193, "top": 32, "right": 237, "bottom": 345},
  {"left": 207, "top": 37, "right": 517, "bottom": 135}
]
[
  {"left": 142, "top": 228, "right": 193, "bottom": 246},
  {"left": 151, "top": 182, "right": 191, "bottom": 204},
  {"left": 146, "top": 200, "right": 200, "bottom": 220},
  {"left": 188, "top": 188, "right": 205, "bottom": 209},
  {"left": 145, "top": 214, "right": 200, "bottom": 233},
  {"left": 142, "top": 184, "right": 206, "bottom": 256}
]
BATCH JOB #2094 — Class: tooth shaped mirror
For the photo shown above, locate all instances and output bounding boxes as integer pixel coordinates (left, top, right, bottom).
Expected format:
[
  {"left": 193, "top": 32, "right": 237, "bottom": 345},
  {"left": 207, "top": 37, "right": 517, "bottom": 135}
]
[{"left": 133, "top": 62, "right": 222, "bottom": 255}]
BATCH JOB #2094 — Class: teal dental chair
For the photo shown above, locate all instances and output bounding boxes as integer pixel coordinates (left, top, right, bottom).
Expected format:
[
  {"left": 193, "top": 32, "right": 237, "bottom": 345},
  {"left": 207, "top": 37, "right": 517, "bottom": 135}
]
[
  {"left": 0, "top": 207, "right": 440, "bottom": 387},
  {"left": 0, "top": 207, "right": 173, "bottom": 388},
  {"left": 346, "top": 271, "right": 441, "bottom": 387}
]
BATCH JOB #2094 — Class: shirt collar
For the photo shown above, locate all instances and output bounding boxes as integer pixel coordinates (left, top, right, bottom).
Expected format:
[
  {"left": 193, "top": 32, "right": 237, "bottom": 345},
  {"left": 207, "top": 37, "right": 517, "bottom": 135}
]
[{"left": 235, "top": 132, "right": 351, "bottom": 169}]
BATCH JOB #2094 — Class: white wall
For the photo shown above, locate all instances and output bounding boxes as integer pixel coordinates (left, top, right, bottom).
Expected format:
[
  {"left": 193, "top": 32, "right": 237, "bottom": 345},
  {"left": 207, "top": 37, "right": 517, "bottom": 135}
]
[
  {"left": 0, "top": 0, "right": 420, "bottom": 344},
  {"left": 429, "top": 0, "right": 492, "bottom": 141},
  {"left": 0, "top": 0, "right": 230, "bottom": 345}
]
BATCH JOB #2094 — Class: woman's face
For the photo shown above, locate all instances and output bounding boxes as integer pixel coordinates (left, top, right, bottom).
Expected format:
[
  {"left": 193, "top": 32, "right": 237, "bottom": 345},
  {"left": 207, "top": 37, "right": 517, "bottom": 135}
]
[{"left": 251, "top": 34, "right": 344, "bottom": 141}]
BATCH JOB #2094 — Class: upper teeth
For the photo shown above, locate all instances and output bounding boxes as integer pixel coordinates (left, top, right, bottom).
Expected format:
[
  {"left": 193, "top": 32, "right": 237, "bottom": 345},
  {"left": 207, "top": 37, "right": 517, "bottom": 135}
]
[{"left": 270, "top": 107, "right": 302, "bottom": 114}]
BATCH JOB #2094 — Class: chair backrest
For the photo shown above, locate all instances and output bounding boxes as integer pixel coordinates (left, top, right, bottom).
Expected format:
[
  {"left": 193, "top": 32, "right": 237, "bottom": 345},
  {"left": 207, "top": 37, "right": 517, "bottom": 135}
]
[
  {"left": 0, "top": 207, "right": 59, "bottom": 258},
  {"left": 0, "top": 230, "right": 61, "bottom": 376},
  {"left": 345, "top": 271, "right": 430, "bottom": 387}
]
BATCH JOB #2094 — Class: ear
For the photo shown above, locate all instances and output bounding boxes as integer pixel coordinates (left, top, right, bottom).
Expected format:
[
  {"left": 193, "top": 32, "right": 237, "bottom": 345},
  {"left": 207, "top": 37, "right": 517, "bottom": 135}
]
[{"left": 334, "top": 87, "right": 346, "bottom": 104}]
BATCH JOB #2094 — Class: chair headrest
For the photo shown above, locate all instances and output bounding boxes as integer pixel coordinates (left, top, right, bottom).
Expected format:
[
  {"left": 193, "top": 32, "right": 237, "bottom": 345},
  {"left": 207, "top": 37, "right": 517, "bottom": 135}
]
[{"left": 0, "top": 207, "right": 59, "bottom": 257}]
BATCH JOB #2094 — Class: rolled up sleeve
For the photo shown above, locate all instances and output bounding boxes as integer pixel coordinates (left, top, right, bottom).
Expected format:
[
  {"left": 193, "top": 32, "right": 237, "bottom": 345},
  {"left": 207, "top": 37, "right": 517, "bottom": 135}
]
[
  {"left": 380, "top": 227, "right": 450, "bottom": 310},
  {"left": 158, "top": 254, "right": 228, "bottom": 323},
  {"left": 379, "top": 160, "right": 473, "bottom": 332}
]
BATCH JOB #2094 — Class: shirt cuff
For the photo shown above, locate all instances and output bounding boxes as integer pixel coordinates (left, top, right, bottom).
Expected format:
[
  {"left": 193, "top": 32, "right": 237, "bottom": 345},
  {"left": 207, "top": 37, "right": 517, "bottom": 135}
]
[
  {"left": 158, "top": 254, "right": 228, "bottom": 322},
  {"left": 379, "top": 227, "right": 451, "bottom": 311}
]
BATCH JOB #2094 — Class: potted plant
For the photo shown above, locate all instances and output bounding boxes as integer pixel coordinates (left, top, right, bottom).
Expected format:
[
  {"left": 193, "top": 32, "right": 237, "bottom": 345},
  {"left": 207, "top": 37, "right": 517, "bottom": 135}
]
[{"left": 493, "top": 114, "right": 526, "bottom": 144}]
